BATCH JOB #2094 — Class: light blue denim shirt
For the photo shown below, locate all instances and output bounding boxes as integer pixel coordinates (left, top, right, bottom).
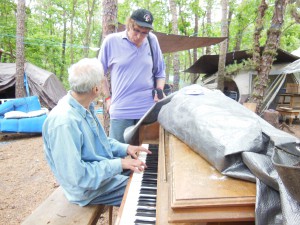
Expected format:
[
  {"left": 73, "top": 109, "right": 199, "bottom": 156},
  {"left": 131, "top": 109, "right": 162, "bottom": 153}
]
[{"left": 42, "top": 92, "right": 129, "bottom": 206}]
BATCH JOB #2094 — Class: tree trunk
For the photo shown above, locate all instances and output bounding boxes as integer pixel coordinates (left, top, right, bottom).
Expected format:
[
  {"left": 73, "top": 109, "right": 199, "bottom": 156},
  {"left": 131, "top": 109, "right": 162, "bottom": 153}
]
[
  {"left": 83, "top": 0, "right": 97, "bottom": 57},
  {"left": 191, "top": 0, "right": 199, "bottom": 84},
  {"left": 217, "top": 0, "right": 229, "bottom": 92},
  {"left": 15, "top": 0, "right": 26, "bottom": 98},
  {"left": 60, "top": 11, "right": 67, "bottom": 81},
  {"left": 101, "top": 0, "right": 118, "bottom": 135},
  {"left": 233, "top": 29, "right": 244, "bottom": 51},
  {"left": 250, "top": 0, "right": 288, "bottom": 113},
  {"left": 205, "top": 0, "right": 213, "bottom": 55},
  {"left": 70, "top": 0, "right": 78, "bottom": 64},
  {"left": 169, "top": 0, "right": 180, "bottom": 91},
  {"left": 252, "top": 0, "right": 268, "bottom": 70}
]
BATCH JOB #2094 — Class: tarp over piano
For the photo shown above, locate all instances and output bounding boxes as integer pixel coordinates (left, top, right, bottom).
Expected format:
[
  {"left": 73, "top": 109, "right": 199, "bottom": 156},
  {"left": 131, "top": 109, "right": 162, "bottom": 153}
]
[{"left": 158, "top": 85, "right": 300, "bottom": 225}]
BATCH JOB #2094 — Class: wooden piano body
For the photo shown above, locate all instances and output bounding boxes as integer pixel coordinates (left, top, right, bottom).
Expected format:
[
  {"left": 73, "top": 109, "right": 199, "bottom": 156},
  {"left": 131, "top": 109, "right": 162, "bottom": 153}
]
[{"left": 116, "top": 122, "right": 256, "bottom": 225}]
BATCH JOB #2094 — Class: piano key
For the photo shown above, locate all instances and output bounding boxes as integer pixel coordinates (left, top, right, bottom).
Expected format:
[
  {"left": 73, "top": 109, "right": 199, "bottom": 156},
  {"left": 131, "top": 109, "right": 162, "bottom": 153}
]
[
  {"left": 136, "top": 212, "right": 156, "bottom": 217},
  {"left": 134, "top": 216, "right": 156, "bottom": 223},
  {"left": 135, "top": 220, "right": 156, "bottom": 225},
  {"left": 139, "top": 196, "right": 156, "bottom": 201}
]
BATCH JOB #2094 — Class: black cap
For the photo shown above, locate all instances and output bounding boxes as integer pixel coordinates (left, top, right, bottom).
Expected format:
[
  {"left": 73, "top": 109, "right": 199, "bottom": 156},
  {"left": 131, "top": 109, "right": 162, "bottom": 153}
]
[{"left": 130, "top": 9, "right": 154, "bottom": 29}]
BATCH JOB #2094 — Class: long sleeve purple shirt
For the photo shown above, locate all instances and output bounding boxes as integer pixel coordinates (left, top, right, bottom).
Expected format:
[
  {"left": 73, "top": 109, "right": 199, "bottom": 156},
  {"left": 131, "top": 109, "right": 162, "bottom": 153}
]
[{"left": 98, "top": 31, "right": 165, "bottom": 119}]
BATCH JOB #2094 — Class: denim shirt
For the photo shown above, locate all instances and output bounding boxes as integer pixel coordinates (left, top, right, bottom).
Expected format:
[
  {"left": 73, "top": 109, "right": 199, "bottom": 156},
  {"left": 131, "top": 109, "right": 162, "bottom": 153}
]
[{"left": 42, "top": 92, "right": 129, "bottom": 206}]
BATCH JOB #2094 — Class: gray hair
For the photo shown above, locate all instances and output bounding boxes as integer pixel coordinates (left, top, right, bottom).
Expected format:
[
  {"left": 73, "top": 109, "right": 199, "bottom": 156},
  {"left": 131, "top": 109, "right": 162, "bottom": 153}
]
[{"left": 68, "top": 58, "right": 104, "bottom": 93}]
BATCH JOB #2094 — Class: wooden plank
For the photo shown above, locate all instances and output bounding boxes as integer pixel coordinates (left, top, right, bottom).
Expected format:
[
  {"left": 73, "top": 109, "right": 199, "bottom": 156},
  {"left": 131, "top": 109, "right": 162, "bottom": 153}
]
[
  {"left": 170, "top": 134, "right": 256, "bottom": 208},
  {"left": 156, "top": 126, "right": 171, "bottom": 225},
  {"left": 21, "top": 186, "right": 107, "bottom": 225}
]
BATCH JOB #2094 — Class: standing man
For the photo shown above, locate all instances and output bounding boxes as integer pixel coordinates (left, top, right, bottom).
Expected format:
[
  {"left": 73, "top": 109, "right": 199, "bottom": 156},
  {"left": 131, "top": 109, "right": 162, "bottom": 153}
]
[
  {"left": 98, "top": 8, "right": 166, "bottom": 143},
  {"left": 43, "top": 58, "right": 151, "bottom": 206}
]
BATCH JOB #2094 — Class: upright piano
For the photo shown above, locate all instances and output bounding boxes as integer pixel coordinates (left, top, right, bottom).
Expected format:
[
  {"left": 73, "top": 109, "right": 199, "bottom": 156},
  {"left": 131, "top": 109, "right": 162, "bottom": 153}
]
[{"left": 115, "top": 122, "right": 256, "bottom": 225}]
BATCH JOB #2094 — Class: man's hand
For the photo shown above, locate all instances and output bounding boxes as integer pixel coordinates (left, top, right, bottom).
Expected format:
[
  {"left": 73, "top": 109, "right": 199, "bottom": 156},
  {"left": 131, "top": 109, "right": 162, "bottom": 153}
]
[
  {"left": 121, "top": 158, "right": 147, "bottom": 173},
  {"left": 127, "top": 145, "right": 152, "bottom": 159}
]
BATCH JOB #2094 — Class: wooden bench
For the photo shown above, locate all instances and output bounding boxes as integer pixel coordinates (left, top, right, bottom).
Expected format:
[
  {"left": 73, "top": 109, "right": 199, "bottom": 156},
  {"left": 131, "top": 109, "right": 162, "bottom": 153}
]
[{"left": 21, "top": 186, "right": 112, "bottom": 225}]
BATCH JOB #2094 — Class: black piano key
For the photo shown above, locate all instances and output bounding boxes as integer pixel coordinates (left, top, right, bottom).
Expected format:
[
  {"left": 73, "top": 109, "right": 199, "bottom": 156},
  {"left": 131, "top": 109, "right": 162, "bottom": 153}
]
[
  {"left": 138, "top": 201, "right": 156, "bottom": 207},
  {"left": 136, "top": 212, "right": 156, "bottom": 217},
  {"left": 141, "top": 183, "right": 156, "bottom": 188},
  {"left": 142, "top": 177, "right": 157, "bottom": 182},
  {"left": 135, "top": 219, "right": 156, "bottom": 225},
  {"left": 142, "top": 178, "right": 157, "bottom": 182},
  {"left": 135, "top": 221, "right": 156, "bottom": 225},
  {"left": 139, "top": 195, "right": 156, "bottom": 201},
  {"left": 140, "top": 188, "right": 157, "bottom": 194},
  {"left": 142, "top": 175, "right": 157, "bottom": 180},
  {"left": 141, "top": 184, "right": 156, "bottom": 189},
  {"left": 138, "top": 199, "right": 156, "bottom": 204},
  {"left": 137, "top": 208, "right": 156, "bottom": 212},
  {"left": 138, "top": 200, "right": 156, "bottom": 205}
]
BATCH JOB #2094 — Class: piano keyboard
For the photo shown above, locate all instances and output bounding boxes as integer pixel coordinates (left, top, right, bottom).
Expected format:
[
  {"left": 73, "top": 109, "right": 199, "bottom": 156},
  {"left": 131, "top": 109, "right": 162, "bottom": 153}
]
[{"left": 119, "top": 144, "right": 158, "bottom": 225}]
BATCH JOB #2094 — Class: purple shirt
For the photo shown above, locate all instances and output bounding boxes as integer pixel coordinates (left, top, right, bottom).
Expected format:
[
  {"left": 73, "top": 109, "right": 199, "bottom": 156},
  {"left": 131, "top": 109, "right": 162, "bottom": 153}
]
[{"left": 98, "top": 31, "right": 165, "bottom": 119}]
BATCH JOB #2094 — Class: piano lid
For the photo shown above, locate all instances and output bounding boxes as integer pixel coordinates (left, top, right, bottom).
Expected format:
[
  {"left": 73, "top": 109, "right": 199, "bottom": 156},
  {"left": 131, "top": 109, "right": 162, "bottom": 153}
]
[{"left": 169, "top": 134, "right": 256, "bottom": 209}]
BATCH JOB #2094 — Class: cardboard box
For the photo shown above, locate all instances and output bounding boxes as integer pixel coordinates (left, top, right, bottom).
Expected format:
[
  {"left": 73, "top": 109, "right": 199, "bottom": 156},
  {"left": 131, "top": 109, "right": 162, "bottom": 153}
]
[{"left": 286, "top": 83, "right": 300, "bottom": 94}]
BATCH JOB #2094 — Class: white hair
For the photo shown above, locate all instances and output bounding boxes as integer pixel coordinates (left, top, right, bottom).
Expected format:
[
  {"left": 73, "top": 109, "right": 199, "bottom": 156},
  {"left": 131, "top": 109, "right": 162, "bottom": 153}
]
[{"left": 68, "top": 58, "right": 104, "bottom": 93}]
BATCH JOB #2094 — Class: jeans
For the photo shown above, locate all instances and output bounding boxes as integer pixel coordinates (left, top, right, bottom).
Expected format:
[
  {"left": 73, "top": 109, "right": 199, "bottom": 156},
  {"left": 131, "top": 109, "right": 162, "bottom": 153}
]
[
  {"left": 88, "top": 170, "right": 131, "bottom": 206},
  {"left": 109, "top": 119, "right": 139, "bottom": 143}
]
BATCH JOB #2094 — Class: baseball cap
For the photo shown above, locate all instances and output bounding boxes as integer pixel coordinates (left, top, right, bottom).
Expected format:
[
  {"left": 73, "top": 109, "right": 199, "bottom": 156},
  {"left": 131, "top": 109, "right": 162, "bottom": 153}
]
[{"left": 130, "top": 9, "right": 154, "bottom": 30}]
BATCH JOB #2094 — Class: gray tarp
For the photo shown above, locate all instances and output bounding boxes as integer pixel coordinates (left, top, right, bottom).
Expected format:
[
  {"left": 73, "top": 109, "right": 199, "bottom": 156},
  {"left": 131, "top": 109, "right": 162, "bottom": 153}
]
[
  {"left": 0, "top": 62, "right": 66, "bottom": 109},
  {"left": 158, "top": 84, "right": 300, "bottom": 225}
]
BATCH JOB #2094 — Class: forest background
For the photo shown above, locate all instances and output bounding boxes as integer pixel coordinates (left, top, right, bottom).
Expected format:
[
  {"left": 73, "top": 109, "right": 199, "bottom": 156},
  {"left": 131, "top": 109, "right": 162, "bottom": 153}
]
[{"left": 0, "top": 0, "right": 300, "bottom": 93}]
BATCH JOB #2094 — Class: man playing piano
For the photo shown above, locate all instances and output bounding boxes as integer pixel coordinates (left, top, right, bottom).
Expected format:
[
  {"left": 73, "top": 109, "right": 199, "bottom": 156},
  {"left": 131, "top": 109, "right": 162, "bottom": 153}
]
[{"left": 42, "top": 58, "right": 151, "bottom": 207}]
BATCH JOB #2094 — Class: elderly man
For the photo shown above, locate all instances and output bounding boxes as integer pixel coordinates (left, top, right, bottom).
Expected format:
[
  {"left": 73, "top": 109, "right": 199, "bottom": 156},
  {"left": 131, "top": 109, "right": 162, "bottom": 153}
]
[{"left": 42, "top": 58, "right": 150, "bottom": 206}]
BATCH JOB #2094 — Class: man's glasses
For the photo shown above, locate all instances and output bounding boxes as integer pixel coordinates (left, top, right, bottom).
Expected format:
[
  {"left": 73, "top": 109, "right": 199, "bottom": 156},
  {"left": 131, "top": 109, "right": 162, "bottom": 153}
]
[{"left": 132, "top": 27, "right": 149, "bottom": 36}]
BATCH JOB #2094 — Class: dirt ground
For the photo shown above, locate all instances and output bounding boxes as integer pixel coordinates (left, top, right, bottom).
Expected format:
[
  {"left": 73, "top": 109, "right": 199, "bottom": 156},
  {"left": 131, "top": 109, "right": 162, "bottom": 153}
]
[{"left": 0, "top": 119, "right": 299, "bottom": 225}]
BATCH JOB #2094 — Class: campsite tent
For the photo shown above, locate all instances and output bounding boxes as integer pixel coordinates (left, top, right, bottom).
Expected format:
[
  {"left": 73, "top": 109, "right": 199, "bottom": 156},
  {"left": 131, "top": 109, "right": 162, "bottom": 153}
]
[
  {"left": 0, "top": 62, "right": 67, "bottom": 110},
  {"left": 184, "top": 48, "right": 300, "bottom": 106}
]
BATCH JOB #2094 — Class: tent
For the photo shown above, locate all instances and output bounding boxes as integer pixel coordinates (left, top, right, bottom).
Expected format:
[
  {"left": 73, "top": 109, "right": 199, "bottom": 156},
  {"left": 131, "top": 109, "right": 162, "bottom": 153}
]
[
  {"left": 0, "top": 62, "right": 67, "bottom": 109},
  {"left": 184, "top": 47, "right": 299, "bottom": 75},
  {"left": 183, "top": 48, "right": 300, "bottom": 106}
]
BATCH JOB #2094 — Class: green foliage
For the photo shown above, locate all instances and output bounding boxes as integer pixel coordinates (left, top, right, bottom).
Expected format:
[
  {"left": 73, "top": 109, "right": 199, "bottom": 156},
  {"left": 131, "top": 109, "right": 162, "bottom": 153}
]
[
  {"left": 225, "top": 58, "right": 256, "bottom": 75},
  {"left": 1, "top": 0, "right": 300, "bottom": 90}
]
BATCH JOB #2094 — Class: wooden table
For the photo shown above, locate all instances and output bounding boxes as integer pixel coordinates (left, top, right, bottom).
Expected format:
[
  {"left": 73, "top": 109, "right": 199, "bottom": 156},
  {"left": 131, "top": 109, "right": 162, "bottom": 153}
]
[{"left": 276, "top": 109, "right": 300, "bottom": 125}]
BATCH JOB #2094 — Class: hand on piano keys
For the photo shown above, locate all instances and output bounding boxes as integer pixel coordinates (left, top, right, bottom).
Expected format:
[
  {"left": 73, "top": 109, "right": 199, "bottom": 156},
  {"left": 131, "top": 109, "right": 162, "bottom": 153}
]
[
  {"left": 122, "top": 145, "right": 153, "bottom": 173},
  {"left": 118, "top": 144, "right": 159, "bottom": 225},
  {"left": 127, "top": 145, "right": 152, "bottom": 159}
]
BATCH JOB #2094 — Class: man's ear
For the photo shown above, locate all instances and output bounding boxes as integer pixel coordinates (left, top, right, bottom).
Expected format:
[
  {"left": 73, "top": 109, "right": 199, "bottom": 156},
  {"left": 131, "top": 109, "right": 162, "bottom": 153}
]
[{"left": 92, "top": 86, "right": 99, "bottom": 95}]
